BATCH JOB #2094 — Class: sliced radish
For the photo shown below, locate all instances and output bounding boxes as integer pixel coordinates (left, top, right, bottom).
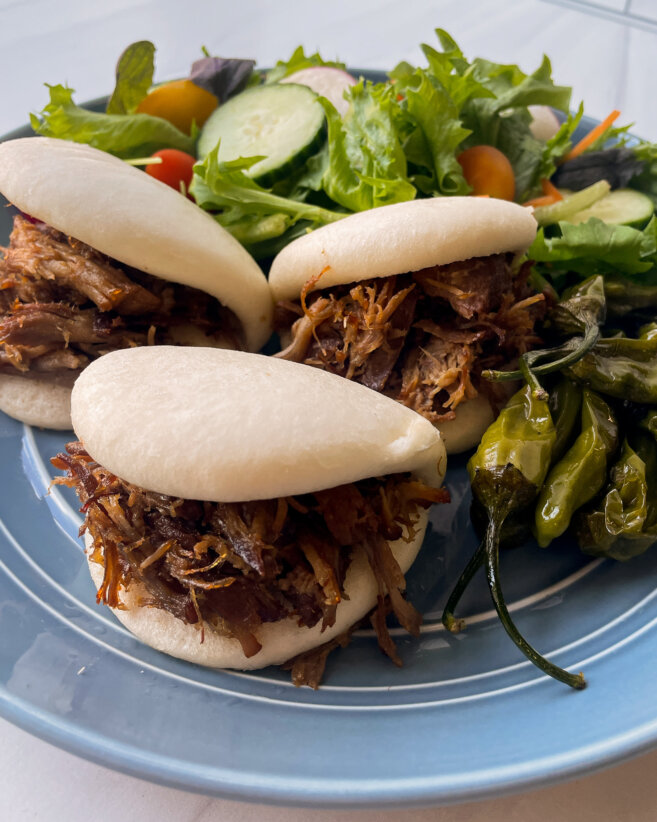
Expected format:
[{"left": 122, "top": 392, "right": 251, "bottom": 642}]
[
  {"left": 528, "top": 105, "right": 561, "bottom": 141},
  {"left": 281, "top": 67, "right": 357, "bottom": 116}
]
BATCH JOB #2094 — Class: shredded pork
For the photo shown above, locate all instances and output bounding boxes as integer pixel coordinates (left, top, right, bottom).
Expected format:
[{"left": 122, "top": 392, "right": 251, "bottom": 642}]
[
  {"left": 275, "top": 254, "right": 545, "bottom": 422},
  {"left": 52, "top": 443, "right": 449, "bottom": 687},
  {"left": 0, "top": 215, "right": 243, "bottom": 378}
]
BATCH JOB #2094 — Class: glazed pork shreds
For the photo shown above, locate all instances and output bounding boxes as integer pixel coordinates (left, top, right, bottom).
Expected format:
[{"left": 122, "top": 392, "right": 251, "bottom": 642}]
[
  {"left": 52, "top": 444, "right": 449, "bottom": 686},
  {"left": 274, "top": 253, "right": 545, "bottom": 423},
  {"left": 0, "top": 215, "right": 243, "bottom": 377}
]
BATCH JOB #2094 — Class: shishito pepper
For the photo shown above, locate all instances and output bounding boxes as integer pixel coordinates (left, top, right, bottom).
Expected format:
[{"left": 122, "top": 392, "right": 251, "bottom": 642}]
[
  {"left": 442, "top": 382, "right": 586, "bottom": 689},
  {"left": 576, "top": 435, "right": 657, "bottom": 561},
  {"left": 483, "top": 275, "right": 606, "bottom": 384},
  {"left": 535, "top": 389, "right": 618, "bottom": 548},
  {"left": 604, "top": 274, "right": 657, "bottom": 318},
  {"left": 565, "top": 336, "right": 657, "bottom": 404},
  {"left": 549, "top": 377, "right": 583, "bottom": 464}
]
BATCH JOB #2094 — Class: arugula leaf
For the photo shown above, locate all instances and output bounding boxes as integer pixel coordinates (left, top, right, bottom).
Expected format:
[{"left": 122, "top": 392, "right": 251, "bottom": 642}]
[
  {"left": 319, "top": 81, "right": 415, "bottom": 210},
  {"left": 106, "top": 40, "right": 155, "bottom": 115},
  {"left": 190, "top": 146, "right": 345, "bottom": 257},
  {"left": 266, "top": 46, "right": 346, "bottom": 84},
  {"left": 529, "top": 216, "right": 657, "bottom": 277},
  {"left": 31, "top": 84, "right": 195, "bottom": 159}
]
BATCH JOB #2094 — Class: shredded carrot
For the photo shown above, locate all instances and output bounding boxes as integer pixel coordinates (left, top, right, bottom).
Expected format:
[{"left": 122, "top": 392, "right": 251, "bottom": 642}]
[
  {"left": 541, "top": 178, "right": 563, "bottom": 201},
  {"left": 523, "top": 193, "right": 560, "bottom": 208},
  {"left": 563, "top": 109, "right": 621, "bottom": 162}
]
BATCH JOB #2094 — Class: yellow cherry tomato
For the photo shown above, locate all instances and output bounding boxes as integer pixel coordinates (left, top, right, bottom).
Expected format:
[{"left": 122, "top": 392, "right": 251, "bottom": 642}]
[
  {"left": 456, "top": 145, "right": 516, "bottom": 201},
  {"left": 136, "top": 79, "right": 218, "bottom": 135}
]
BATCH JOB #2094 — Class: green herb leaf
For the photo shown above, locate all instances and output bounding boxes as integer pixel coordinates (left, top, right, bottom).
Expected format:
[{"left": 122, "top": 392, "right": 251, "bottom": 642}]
[
  {"left": 31, "top": 84, "right": 195, "bottom": 159},
  {"left": 106, "top": 40, "right": 155, "bottom": 115}
]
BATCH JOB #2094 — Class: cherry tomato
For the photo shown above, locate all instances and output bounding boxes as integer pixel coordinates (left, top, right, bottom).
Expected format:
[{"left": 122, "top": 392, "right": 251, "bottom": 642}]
[
  {"left": 146, "top": 149, "right": 196, "bottom": 193},
  {"left": 136, "top": 79, "right": 218, "bottom": 135},
  {"left": 456, "top": 145, "right": 516, "bottom": 201}
]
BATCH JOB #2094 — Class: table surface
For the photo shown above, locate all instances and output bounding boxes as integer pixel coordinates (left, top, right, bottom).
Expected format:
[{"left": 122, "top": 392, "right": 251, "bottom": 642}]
[{"left": 1, "top": 1, "right": 656, "bottom": 819}]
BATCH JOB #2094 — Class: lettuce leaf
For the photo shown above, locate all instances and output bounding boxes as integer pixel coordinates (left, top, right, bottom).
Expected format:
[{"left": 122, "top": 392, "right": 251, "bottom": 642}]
[
  {"left": 318, "top": 81, "right": 415, "bottom": 210},
  {"left": 529, "top": 216, "right": 657, "bottom": 277},
  {"left": 388, "top": 32, "right": 493, "bottom": 196},
  {"left": 392, "top": 67, "right": 473, "bottom": 196},
  {"left": 31, "top": 84, "right": 195, "bottom": 159},
  {"left": 106, "top": 40, "right": 155, "bottom": 115},
  {"left": 190, "top": 146, "right": 346, "bottom": 257}
]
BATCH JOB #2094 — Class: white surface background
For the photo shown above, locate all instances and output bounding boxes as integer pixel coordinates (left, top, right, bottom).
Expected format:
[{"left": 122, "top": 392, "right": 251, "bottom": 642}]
[{"left": 1, "top": 1, "right": 656, "bottom": 819}]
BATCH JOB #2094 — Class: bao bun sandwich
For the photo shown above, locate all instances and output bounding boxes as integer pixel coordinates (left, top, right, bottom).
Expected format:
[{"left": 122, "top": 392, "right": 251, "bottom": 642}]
[
  {"left": 0, "top": 137, "right": 273, "bottom": 429},
  {"left": 270, "top": 197, "right": 541, "bottom": 454},
  {"left": 52, "top": 346, "right": 448, "bottom": 687}
]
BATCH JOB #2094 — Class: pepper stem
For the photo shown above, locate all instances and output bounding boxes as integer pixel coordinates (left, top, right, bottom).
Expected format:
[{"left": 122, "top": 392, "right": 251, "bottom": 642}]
[
  {"left": 484, "top": 515, "right": 587, "bottom": 690},
  {"left": 519, "top": 357, "right": 548, "bottom": 400},
  {"left": 482, "top": 324, "right": 600, "bottom": 384},
  {"left": 441, "top": 540, "right": 486, "bottom": 633}
]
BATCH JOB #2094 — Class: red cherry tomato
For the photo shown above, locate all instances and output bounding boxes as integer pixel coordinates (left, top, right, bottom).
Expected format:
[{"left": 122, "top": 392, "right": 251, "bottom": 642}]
[
  {"left": 456, "top": 145, "right": 516, "bottom": 201},
  {"left": 145, "top": 149, "right": 196, "bottom": 194}
]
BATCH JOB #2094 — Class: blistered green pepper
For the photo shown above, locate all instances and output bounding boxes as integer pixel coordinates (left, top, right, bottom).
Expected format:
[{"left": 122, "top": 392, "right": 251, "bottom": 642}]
[
  {"left": 576, "top": 439, "right": 657, "bottom": 560},
  {"left": 442, "top": 383, "right": 586, "bottom": 689},
  {"left": 483, "top": 276, "right": 605, "bottom": 384},
  {"left": 566, "top": 337, "right": 657, "bottom": 404},
  {"left": 535, "top": 390, "right": 618, "bottom": 548},
  {"left": 604, "top": 274, "right": 657, "bottom": 318},
  {"left": 639, "top": 322, "right": 657, "bottom": 341},
  {"left": 549, "top": 378, "right": 583, "bottom": 465}
]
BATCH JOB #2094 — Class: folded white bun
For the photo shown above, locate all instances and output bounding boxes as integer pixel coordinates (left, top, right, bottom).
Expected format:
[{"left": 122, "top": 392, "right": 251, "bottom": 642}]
[
  {"left": 0, "top": 137, "right": 273, "bottom": 352},
  {"left": 0, "top": 373, "right": 72, "bottom": 430},
  {"left": 269, "top": 197, "right": 537, "bottom": 302},
  {"left": 86, "top": 515, "right": 426, "bottom": 670},
  {"left": 269, "top": 197, "right": 537, "bottom": 454},
  {"left": 72, "top": 346, "right": 446, "bottom": 500},
  {"left": 73, "top": 346, "right": 445, "bottom": 670}
]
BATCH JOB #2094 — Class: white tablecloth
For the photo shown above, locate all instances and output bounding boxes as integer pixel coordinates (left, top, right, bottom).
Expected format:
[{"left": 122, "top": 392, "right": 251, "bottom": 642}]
[{"left": 1, "top": 2, "right": 655, "bottom": 819}]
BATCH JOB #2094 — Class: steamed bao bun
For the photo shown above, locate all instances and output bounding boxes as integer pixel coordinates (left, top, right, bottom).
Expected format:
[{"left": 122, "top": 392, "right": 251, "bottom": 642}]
[
  {"left": 72, "top": 346, "right": 447, "bottom": 671},
  {"left": 0, "top": 137, "right": 274, "bottom": 429},
  {"left": 268, "top": 197, "right": 538, "bottom": 454}
]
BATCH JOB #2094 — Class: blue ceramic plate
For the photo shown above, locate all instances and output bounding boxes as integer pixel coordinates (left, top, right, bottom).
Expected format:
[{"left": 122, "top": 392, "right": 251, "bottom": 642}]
[{"left": 1, "top": 91, "right": 657, "bottom": 809}]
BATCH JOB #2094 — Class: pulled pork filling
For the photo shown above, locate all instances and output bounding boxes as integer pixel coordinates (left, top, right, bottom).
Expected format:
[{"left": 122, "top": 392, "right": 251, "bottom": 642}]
[
  {"left": 52, "top": 443, "right": 449, "bottom": 687},
  {"left": 0, "top": 215, "right": 243, "bottom": 381},
  {"left": 274, "top": 254, "right": 545, "bottom": 422}
]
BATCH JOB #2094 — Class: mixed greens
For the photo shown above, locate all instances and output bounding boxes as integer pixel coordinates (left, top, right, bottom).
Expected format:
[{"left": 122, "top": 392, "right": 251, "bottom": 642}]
[{"left": 30, "top": 30, "right": 657, "bottom": 260}]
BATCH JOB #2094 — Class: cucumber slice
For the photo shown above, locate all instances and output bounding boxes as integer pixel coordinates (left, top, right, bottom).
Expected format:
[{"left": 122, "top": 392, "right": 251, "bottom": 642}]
[
  {"left": 197, "top": 83, "right": 325, "bottom": 187},
  {"left": 568, "top": 188, "right": 654, "bottom": 227},
  {"left": 533, "top": 180, "right": 611, "bottom": 226}
]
